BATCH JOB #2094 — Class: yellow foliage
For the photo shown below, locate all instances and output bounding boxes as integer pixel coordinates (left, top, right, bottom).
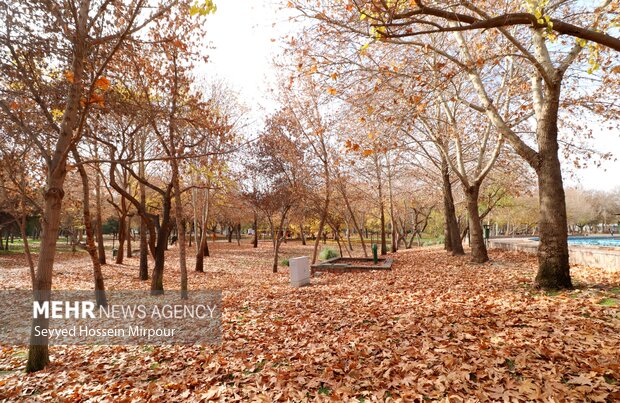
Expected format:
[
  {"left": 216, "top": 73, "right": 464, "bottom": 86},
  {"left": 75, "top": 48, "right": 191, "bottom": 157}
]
[{"left": 51, "top": 108, "right": 64, "bottom": 122}]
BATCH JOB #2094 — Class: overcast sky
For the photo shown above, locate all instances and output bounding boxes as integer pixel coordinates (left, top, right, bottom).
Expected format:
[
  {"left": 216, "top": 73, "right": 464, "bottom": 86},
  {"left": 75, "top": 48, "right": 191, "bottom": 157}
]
[
  {"left": 199, "top": 0, "right": 289, "bottom": 117},
  {"left": 198, "top": 0, "right": 620, "bottom": 191}
]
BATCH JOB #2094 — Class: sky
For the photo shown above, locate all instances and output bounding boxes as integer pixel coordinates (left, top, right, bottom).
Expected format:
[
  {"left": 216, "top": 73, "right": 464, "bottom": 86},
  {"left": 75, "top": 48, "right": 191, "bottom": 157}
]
[
  {"left": 569, "top": 137, "right": 620, "bottom": 191},
  {"left": 199, "top": 0, "right": 293, "bottom": 119},
  {"left": 198, "top": 0, "right": 620, "bottom": 191}
]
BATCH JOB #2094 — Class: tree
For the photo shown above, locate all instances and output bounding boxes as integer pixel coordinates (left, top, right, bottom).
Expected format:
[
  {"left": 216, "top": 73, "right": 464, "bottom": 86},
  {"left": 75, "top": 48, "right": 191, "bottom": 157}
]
[
  {"left": 565, "top": 188, "right": 597, "bottom": 233},
  {"left": 293, "top": 0, "right": 620, "bottom": 289},
  {"left": 0, "top": 134, "right": 43, "bottom": 288},
  {"left": 247, "top": 110, "right": 308, "bottom": 272},
  {"left": 280, "top": 77, "right": 337, "bottom": 264},
  {"left": 0, "top": 0, "right": 186, "bottom": 372},
  {"left": 361, "top": 1, "right": 620, "bottom": 52}
]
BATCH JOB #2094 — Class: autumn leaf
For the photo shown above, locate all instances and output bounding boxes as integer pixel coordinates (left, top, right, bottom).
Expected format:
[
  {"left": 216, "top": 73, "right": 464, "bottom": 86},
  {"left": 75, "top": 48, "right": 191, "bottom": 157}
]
[
  {"left": 94, "top": 76, "right": 110, "bottom": 91},
  {"left": 517, "top": 379, "right": 541, "bottom": 399},
  {"left": 567, "top": 374, "right": 593, "bottom": 386},
  {"left": 1, "top": 245, "right": 619, "bottom": 401},
  {"left": 80, "top": 93, "right": 105, "bottom": 107},
  {"left": 64, "top": 71, "right": 74, "bottom": 83},
  {"left": 327, "top": 87, "right": 337, "bottom": 95}
]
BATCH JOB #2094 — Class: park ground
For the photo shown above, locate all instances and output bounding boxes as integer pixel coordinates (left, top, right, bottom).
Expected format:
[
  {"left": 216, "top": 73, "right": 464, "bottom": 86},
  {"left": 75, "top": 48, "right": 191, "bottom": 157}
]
[{"left": 0, "top": 242, "right": 619, "bottom": 401}]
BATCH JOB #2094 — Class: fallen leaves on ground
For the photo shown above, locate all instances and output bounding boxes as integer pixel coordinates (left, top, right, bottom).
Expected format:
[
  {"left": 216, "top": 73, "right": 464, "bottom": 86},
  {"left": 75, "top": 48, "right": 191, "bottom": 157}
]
[{"left": 0, "top": 243, "right": 619, "bottom": 401}]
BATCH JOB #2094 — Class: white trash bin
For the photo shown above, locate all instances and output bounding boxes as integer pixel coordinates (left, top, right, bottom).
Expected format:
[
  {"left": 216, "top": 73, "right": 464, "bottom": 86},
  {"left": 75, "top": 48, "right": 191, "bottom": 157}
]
[{"left": 289, "top": 256, "right": 310, "bottom": 287}]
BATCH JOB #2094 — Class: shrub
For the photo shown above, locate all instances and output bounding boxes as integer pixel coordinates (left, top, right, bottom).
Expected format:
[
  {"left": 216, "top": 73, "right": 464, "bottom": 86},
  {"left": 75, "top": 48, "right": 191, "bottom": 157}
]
[
  {"left": 281, "top": 257, "right": 290, "bottom": 267},
  {"left": 319, "top": 247, "right": 339, "bottom": 260}
]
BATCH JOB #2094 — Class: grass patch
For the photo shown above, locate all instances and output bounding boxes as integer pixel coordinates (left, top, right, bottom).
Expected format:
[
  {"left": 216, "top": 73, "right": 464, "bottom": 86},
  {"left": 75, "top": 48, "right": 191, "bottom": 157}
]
[
  {"left": 0, "top": 237, "right": 111, "bottom": 255},
  {"left": 318, "top": 384, "right": 331, "bottom": 396},
  {"left": 318, "top": 247, "right": 338, "bottom": 260},
  {"left": 598, "top": 298, "right": 618, "bottom": 307}
]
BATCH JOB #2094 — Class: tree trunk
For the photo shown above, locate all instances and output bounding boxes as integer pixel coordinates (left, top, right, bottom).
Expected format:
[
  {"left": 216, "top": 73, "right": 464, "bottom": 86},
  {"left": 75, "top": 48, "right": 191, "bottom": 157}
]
[
  {"left": 126, "top": 215, "right": 132, "bottom": 258},
  {"left": 272, "top": 239, "right": 281, "bottom": 273},
  {"left": 71, "top": 230, "right": 77, "bottom": 252},
  {"left": 26, "top": 183, "right": 65, "bottom": 373},
  {"left": 111, "top": 150, "right": 158, "bottom": 260},
  {"left": 27, "top": 0, "right": 89, "bottom": 371},
  {"left": 386, "top": 159, "right": 397, "bottom": 253},
  {"left": 442, "top": 158, "right": 464, "bottom": 255},
  {"left": 195, "top": 232, "right": 208, "bottom": 272},
  {"left": 331, "top": 223, "right": 346, "bottom": 257},
  {"left": 74, "top": 152, "right": 107, "bottom": 306},
  {"left": 252, "top": 213, "right": 259, "bottom": 248},
  {"left": 373, "top": 156, "right": 388, "bottom": 255},
  {"left": 312, "top": 200, "right": 329, "bottom": 264},
  {"left": 465, "top": 185, "right": 488, "bottom": 263},
  {"left": 534, "top": 84, "right": 572, "bottom": 290},
  {"left": 139, "top": 218, "right": 149, "bottom": 280},
  {"left": 272, "top": 208, "right": 290, "bottom": 273},
  {"left": 95, "top": 167, "right": 106, "bottom": 265},
  {"left": 312, "top": 158, "right": 331, "bottom": 263},
  {"left": 151, "top": 190, "right": 172, "bottom": 295},
  {"left": 341, "top": 186, "right": 368, "bottom": 257},
  {"left": 299, "top": 220, "right": 306, "bottom": 246},
  {"left": 138, "top": 153, "right": 149, "bottom": 280},
  {"left": 116, "top": 213, "right": 126, "bottom": 264},
  {"left": 171, "top": 159, "right": 188, "bottom": 299},
  {"left": 192, "top": 188, "right": 199, "bottom": 251},
  {"left": 195, "top": 189, "right": 210, "bottom": 272},
  {"left": 345, "top": 221, "right": 353, "bottom": 252},
  {"left": 379, "top": 201, "right": 387, "bottom": 256}
]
